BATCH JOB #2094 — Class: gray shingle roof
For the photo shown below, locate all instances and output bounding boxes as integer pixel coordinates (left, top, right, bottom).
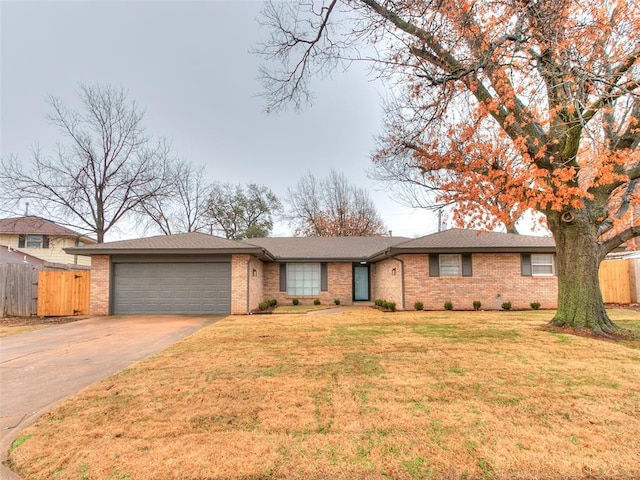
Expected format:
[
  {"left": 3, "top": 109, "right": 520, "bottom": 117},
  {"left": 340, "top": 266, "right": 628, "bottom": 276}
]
[
  {"left": 66, "top": 229, "right": 555, "bottom": 259},
  {"left": 387, "top": 228, "right": 555, "bottom": 254},
  {"left": 244, "top": 236, "right": 411, "bottom": 261},
  {"left": 65, "top": 232, "right": 266, "bottom": 255}
]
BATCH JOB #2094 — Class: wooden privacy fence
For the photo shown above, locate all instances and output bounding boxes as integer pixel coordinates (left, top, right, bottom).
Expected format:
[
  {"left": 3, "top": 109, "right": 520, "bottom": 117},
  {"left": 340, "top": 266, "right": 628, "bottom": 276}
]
[
  {"left": 599, "top": 259, "right": 634, "bottom": 304},
  {"left": 1, "top": 265, "right": 90, "bottom": 317},
  {"left": 37, "top": 270, "right": 91, "bottom": 316},
  {"left": 0, "top": 264, "right": 39, "bottom": 317}
]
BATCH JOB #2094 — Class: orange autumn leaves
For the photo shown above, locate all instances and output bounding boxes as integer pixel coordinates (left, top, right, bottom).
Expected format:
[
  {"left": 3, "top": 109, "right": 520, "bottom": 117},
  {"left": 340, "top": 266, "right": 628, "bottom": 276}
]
[{"left": 370, "top": 0, "right": 639, "bottom": 233}]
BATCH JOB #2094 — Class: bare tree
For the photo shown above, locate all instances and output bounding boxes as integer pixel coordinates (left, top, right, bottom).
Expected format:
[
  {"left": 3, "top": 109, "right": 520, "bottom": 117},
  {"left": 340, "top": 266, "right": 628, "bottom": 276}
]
[
  {"left": 136, "top": 160, "right": 212, "bottom": 235},
  {"left": 0, "top": 84, "right": 171, "bottom": 242},
  {"left": 286, "top": 170, "right": 387, "bottom": 236},
  {"left": 205, "top": 182, "right": 281, "bottom": 240}
]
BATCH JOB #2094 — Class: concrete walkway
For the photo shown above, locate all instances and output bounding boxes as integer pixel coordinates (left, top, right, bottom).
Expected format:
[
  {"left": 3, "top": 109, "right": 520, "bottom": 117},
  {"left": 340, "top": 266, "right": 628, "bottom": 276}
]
[{"left": 0, "top": 315, "right": 221, "bottom": 479}]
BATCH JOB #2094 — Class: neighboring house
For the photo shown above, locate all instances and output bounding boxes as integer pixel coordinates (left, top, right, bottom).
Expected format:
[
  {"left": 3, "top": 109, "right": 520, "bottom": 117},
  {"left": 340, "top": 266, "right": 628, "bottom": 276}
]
[
  {"left": 66, "top": 229, "right": 558, "bottom": 316},
  {"left": 0, "top": 216, "right": 95, "bottom": 267},
  {"left": 0, "top": 244, "right": 45, "bottom": 265}
]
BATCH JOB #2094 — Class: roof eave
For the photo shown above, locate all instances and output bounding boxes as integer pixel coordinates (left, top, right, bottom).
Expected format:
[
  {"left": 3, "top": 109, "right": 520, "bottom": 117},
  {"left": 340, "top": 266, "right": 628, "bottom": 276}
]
[
  {"left": 64, "top": 247, "right": 266, "bottom": 257},
  {"left": 268, "top": 257, "right": 371, "bottom": 263},
  {"left": 384, "top": 246, "right": 556, "bottom": 256}
]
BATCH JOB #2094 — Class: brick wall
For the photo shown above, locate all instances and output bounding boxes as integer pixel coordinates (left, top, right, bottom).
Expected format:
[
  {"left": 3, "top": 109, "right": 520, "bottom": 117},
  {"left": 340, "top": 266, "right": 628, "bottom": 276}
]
[
  {"left": 262, "top": 262, "right": 354, "bottom": 306},
  {"left": 247, "top": 257, "right": 264, "bottom": 311},
  {"left": 371, "top": 258, "right": 403, "bottom": 307},
  {"left": 231, "top": 255, "right": 251, "bottom": 314},
  {"left": 89, "top": 255, "right": 110, "bottom": 315},
  {"left": 399, "top": 253, "right": 558, "bottom": 310}
]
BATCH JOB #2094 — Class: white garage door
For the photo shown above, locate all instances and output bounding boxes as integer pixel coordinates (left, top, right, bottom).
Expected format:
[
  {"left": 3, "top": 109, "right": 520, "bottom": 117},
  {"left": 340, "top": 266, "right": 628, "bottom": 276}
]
[{"left": 112, "top": 262, "right": 231, "bottom": 315}]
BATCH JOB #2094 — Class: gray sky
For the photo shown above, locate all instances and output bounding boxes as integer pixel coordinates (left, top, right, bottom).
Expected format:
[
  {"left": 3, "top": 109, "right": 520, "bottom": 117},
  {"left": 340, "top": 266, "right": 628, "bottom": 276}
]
[{"left": 1, "top": 0, "right": 438, "bottom": 239}]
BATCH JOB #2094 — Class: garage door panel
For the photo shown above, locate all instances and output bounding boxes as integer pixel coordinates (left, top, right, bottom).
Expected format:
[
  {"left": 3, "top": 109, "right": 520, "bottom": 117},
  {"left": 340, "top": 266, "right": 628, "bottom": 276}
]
[{"left": 113, "top": 262, "right": 231, "bottom": 315}]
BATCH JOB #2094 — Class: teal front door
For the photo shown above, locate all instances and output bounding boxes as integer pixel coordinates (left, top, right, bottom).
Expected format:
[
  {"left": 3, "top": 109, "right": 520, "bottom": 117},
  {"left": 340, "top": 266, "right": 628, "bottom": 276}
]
[{"left": 353, "top": 265, "right": 370, "bottom": 301}]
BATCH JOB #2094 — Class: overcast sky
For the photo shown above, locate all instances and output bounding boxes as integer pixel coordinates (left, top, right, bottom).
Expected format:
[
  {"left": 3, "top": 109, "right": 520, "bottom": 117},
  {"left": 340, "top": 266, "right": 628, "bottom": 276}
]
[{"left": 1, "top": 0, "right": 439, "bottom": 240}]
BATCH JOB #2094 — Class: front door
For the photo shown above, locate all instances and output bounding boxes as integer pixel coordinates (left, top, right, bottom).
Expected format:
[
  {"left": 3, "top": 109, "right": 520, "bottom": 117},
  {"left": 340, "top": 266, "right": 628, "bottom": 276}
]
[{"left": 353, "top": 265, "right": 370, "bottom": 301}]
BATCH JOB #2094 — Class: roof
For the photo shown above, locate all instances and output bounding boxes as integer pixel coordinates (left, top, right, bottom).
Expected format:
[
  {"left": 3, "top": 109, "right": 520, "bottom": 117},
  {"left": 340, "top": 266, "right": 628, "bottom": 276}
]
[
  {"left": 377, "top": 228, "right": 555, "bottom": 257},
  {"left": 0, "top": 216, "right": 96, "bottom": 243},
  {"left": 65, "top": 229, "right": 556, "bottom": 260},
  {"left": 65, "top": 232, "right": 267, "bottom": 256},
  {"left": 0, "top": 244, "right": 45, "bottom": 265},
  {"left": 244, "top": 236, "right": 410, "bottom": 262}
]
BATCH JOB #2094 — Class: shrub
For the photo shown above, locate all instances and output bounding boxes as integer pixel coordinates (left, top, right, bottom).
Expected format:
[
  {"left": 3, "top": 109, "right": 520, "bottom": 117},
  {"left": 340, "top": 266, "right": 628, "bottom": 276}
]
[
  {"left": 530, "top": 301, "right": 541, "bottom": 310},
  {"left": 374, "top": 299, "right": 384, "bottom": 307},
  {"left": 473, "top": 300, "right": 481, "bottom": 311},
  {"left": 444, "top": 301, "right": 453, "bottom": 310},
  {"left": 414, "top": 301, "right": 424, "bottom": 311},
  {"left": 501, "top": 301, "right": 512, "bottom": 310},
  {"left": 387, "top": 302, "right": 396, "bottom": 312},
  {"left": 258, "top": 301, "right": 269, "bottom": 311},
  {"left": 313, "top": 299, "right": 321, "bottom": 305},
  {"left": 292, "top": 298, "right": 299, "bottom": 306},
  {"left": 334, "top": 298, "right": 341, "bottom": 305},
  {"left": 268, "top": 299, "right": 278, "bottom": 307}
]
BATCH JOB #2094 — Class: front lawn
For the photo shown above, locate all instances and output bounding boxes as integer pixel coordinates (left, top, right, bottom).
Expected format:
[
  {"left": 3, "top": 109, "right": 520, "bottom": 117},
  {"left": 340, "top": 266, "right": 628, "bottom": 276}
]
[{"left": 7, "top": 308, "right": 640, "bottom": 479}]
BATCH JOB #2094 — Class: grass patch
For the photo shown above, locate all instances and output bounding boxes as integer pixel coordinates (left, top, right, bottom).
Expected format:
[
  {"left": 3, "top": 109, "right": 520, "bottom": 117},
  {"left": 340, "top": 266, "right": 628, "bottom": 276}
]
[
  {"left": 8, "top": 308, "right": 640, "bottom": 480},
  {"left": 9, "top": 434, "right": 32, "bottom": 453}
]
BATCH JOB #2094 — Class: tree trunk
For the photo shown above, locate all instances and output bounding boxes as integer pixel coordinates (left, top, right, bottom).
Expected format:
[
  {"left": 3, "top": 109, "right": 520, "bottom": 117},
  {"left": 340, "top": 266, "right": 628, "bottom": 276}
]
[{"left": 546, "top": 211, "right": 620, "bottom": 335}]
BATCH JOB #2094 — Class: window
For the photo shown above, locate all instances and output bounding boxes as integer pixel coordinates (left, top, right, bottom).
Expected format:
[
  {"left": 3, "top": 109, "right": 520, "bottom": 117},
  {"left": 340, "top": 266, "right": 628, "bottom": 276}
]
[
  {"left": 531, "top": 254, "right": 554, "bottom": 275},
  {"left": 521, "top": 253, "right": 555, "bottom": 276},
  {"left": 439, "top": 254, "right": 462, "bottom": 276},
  {"left": 286, "top": 263, "right": 321, "bottom": 296},
  {"left": 429, "top": 254, "right": 472, "bottom": 277},
  {"left": 18, "top": 234, "right": 50, "bottom": 249}
]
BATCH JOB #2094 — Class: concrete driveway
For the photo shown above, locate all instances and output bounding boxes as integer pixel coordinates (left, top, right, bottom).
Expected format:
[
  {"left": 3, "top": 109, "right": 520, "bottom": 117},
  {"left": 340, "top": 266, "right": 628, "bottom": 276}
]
[{"left": 0, "top": 315, "right": 222, "bottom": 479}]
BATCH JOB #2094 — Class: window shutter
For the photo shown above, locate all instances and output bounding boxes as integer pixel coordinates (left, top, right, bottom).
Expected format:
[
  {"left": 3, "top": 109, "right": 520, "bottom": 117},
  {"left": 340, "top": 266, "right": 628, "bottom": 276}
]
[
  {"left": 321, "top": 263, "right": 328, "bottom": 291},
  {"left": 462, "top": 254, "right": 472, "bottom": 276},
  {"left": 18, "top": 234, "right": 25, "bottom": 248},
  {"left": 429, "top": 254, "right": 440, "bottom": 277},
  {"left": 42, "top": 235, "right": 50, "bottom": 249},
  {"left": 279, "top": 264, "right": 286, "bottom": 291},
  {"left": 521, "top": 254, "right": 532, "bottom": 276}
]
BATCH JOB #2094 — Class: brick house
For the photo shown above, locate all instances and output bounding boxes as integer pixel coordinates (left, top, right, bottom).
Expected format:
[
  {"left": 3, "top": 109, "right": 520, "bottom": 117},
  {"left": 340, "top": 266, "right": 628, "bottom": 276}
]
[{"left": 66, "top": 229, "right": 557, "bottom": 316}]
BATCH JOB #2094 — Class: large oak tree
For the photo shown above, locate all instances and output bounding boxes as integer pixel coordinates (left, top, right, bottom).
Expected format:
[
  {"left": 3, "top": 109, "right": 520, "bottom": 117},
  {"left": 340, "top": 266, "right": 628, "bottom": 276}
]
[{"left": 259, "top": 0, "right": 640, "bottom": 335}]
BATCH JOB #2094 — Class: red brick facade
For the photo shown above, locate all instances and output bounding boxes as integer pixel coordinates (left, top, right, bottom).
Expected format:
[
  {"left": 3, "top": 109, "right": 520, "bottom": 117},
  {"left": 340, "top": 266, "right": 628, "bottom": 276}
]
[
  {"left": 399, "top": 253, "right": 557, "bottom": 310},
  {"left": 89, "top": 255, "right": 110, "bottom": 315},
  {"left": 231, "top": 255, "right": 251, "bottom": 314},
  {"left": 87, "top": 252, "right": 558, "bottom": 315},
  {"left": 370, "top": 258, "right": 403, "bottom": 306},
  {"left": 261, "top": 262, "right": 354, "bottom": 307}
]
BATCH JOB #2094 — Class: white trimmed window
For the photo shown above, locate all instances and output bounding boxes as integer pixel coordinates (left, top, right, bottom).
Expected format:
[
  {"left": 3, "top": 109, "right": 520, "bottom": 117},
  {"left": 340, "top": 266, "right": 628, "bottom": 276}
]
[
  {"left": 18, "top": 234, "right": 50, "bottom": 249},
  {"left": 531, "top": 254, "right": 554, "bottom": 276},
  {"left": 439, "top": 254, "right": 461, "bottom": 276},
  {"left": 286, "top": 263, "right": 321, "bottom": 296}
]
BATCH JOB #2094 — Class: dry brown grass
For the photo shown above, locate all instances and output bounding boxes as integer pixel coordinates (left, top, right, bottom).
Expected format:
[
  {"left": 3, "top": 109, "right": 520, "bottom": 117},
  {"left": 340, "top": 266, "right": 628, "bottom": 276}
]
[
  {"left": 7, "top": 308, "right": 640, "bottom": 480},
  {"left": 0, "top": 316, "right": 81, "bottom": 337}
]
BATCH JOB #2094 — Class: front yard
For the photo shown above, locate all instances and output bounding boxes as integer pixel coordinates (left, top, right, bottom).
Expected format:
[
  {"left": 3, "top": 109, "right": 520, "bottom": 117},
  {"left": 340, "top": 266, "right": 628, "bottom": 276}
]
[{"left": 7, "top": 308, "right": 640, "bottom": 479}]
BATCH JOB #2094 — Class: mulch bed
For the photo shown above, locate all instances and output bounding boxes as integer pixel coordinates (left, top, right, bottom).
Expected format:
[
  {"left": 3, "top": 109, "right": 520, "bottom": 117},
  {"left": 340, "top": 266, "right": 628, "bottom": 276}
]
[{"left": 0, "top": 316, "right": 83, "bottom": 327}]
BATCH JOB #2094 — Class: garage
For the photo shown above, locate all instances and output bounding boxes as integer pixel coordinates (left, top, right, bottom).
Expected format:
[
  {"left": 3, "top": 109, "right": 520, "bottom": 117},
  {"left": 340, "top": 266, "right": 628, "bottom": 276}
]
[{"left": 112, "top": 259, "right": 231, "bottom": 315}]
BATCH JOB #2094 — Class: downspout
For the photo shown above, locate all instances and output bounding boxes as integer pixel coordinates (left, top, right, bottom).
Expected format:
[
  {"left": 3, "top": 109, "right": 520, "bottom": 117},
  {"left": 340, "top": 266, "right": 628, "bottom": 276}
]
[
  {"left": 393, "top": 256, "right": 405, "bottom": 311},
  {"left": 246, "top": 258, "right": 252, "bottom": 315}
]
